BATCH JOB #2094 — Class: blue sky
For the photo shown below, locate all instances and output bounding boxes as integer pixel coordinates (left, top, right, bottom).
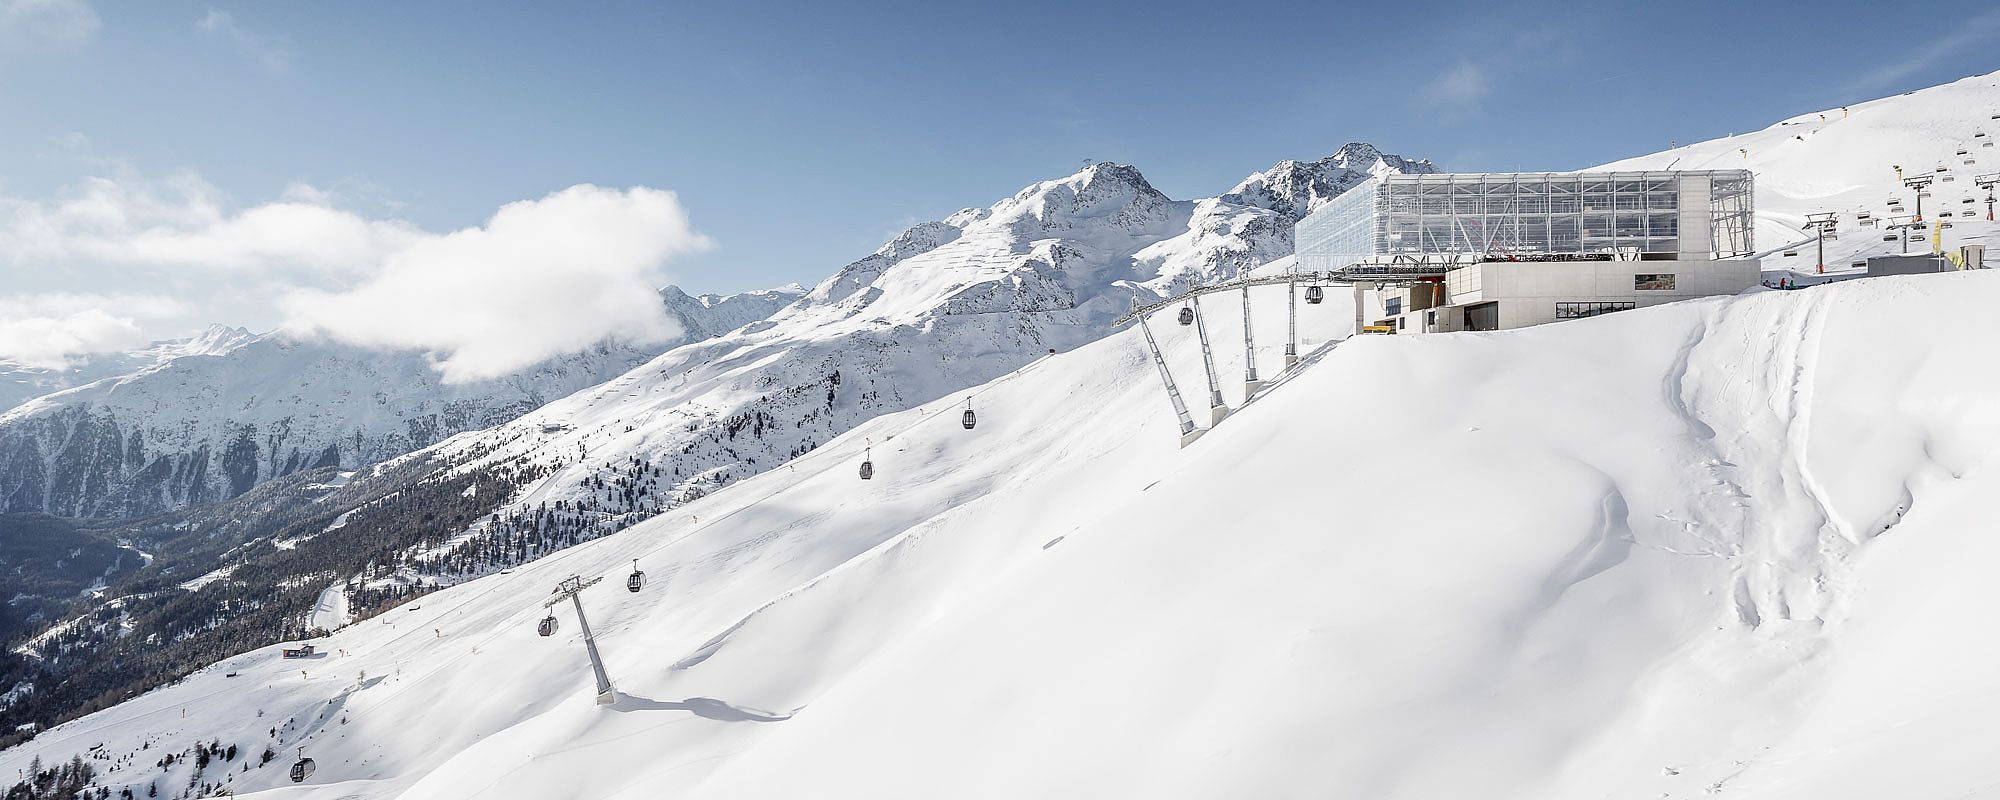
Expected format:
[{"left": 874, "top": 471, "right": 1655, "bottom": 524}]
[{"left": 1, "top": 0, "right": 1996, "bottom": 362}]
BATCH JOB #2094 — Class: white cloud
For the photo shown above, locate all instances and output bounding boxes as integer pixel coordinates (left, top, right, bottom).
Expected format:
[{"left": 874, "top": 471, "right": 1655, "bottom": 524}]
[
  {"left": 0, "top": 308, "right": 145, "bottom": 368},
  {"left": 0, "top": 293, "right": 190, "bottom": 366},
  {"left": 280, "top": 185, "right": 713, "bottom": 383},
  {"left": 196, "top": 8, "right": 289, "bottom": 73},
  {"left": 0, "top": 173, "right": 714, "bottom": 382},
  {"left": 0, "top": 0, "right": 98, "bottom": 52},
  {"left": 0, "top": 171, "right": 425, "bottom": 275},
  {"left": 1423, "top": 61, "right": 1490, "bottom": 109},
  {"left": 0, "top": 292, "right": 189, "bottom": 320}
]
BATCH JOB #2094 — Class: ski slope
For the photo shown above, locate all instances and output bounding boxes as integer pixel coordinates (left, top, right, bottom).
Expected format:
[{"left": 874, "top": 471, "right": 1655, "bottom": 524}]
[
  {"left": 9, "top": 267, "right": 2000, "bottom": 799},
  {"left": 1597, "top": 70, "right": 2000, "bottom": 277}
]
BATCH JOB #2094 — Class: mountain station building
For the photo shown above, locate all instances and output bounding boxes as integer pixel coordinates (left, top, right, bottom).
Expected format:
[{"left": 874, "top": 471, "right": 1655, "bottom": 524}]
[{"left": 1294, "top": 170, "right": 1759, "bottom": 331}]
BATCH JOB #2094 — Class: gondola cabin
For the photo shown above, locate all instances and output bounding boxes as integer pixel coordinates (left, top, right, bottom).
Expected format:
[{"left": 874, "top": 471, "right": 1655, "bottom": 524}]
[
  {"left": 1176, "top": 306, "right": 1194, "bottom": 326},
  {"left": 1305, "top": 285, "right": 1325, "bottom": 304},
  {"left": 290, "top": 757, "right": 315, "bottom": 783},
  {"left": 627, "top": 561, "right": 646, "bottom": 592},
  {"left": 537, "top": 614, "right": 558, "bottom": 637}
]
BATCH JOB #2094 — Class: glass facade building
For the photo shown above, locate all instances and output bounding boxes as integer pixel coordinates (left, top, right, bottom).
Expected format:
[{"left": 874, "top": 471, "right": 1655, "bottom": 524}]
[{"left": 1296, "top": 170, "right": 1755, "bottom": 272}]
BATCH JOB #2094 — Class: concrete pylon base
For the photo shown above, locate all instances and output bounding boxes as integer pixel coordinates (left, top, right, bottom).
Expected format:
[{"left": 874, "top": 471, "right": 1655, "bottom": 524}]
[
  {"left": 1284, "top": 354, "right": 1299, "bottom": 370},
  {"left": 1244, "top": 379, "right": 1265, "bottom": 397},
  {"left": 1209, "top": 405, "right": 1230, "bottom": 426},
  {"left": 1178, "top": 428, "right": 1207, "bottom": 448},
  {"left": 596, "top": 690, "right": 620, "bottom": 706}
]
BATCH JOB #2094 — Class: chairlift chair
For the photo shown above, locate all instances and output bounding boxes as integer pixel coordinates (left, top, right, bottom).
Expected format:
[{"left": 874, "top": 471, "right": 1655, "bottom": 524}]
[
  {"left": 859, "top": 448, "right": 874, "bottom": 480},
  {"left": 537, "top": 613, "right": 558, "bottom": 637},
  {"left": 1782, "top": 250, "right": 1799, "bottom": 257},
  {"left": 626, "top": 560, "right": 645, "bottom": 592},
  {"left": 961, "top": 398, "right": 976, "bottom": 430},
  {"left": 1176, "top": 305, "right": 1194, "bottom": 326},
  {"left": 290, "top": 756, "right": 315, "bottom": 783},
  {"left": 1304, "top": 285, "right": 1325, "bottom": 304},
  {"left": 1882, "top": 234, "right": 1898, "bottom": 241}
]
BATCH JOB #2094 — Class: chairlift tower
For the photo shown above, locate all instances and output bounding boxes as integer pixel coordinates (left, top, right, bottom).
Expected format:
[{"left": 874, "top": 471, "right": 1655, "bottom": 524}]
[
  {"left": 1137, "top": 311, "right": 1203, "bottom": 447},
  {"left": 544, "top": 575, "right": 617, "bottom": 705},
  {"left": 1901, "top": 175, "right": 1934, "bottom": 222},
  {"left": 1802, "top": 212, "right": 1838, "bottom": 273},
  {"left": 1887, "top": 215, "right": 1924, "bottom": 255},
  {"left": 1976, "top": 173, "right": 1999, "bottom": 221},
  {"left": 1188, "top": 295, "right": 1228, "bottom": 425}
]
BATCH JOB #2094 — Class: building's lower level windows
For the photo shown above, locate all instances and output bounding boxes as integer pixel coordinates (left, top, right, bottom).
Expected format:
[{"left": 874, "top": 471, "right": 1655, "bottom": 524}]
[
  {"left": 1385, "top": 297, "right": 1403, "bottom": 316},
  {"left": 1555, "top": 301, "right": 1636, "bottom": 319}
]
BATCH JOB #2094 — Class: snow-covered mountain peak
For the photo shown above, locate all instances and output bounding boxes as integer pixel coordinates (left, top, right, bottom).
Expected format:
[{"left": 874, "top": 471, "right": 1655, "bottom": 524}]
[
  {"left": 1224, "top": 142, "right": 1442, "bottom": 221},
  {"left": 989, "top": 161, "right": 1174, "bottom": 234},
  {"left": 170, "top": 324, "right": 259, "bottom": 358}
]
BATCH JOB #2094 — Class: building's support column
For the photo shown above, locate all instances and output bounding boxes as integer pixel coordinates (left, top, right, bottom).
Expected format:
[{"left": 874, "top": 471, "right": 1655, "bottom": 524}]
[
  {"left": 1240, "top": 283, "right": 1262, "bottom": 396},
  {"left": 1191, "top": 295, "right": 1228, "bottom": 425},
  {"left": 1284, "top": 279, "right": 1299, "bottom": 370},
  {"left": 1139, "top": 316, "right": 1203, "bottom": 447}
]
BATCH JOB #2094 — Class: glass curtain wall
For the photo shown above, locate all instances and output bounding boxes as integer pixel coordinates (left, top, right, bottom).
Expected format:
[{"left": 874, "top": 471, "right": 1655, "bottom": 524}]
[{"left": 1295, "top": 170, "right": 1754, "bottom": 268}]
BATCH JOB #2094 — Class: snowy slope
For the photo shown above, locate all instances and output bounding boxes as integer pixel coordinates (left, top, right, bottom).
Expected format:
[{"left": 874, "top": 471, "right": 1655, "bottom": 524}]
[
  {"left": 372, "top": 148, "right": 1433, "bottom": 582},
  {"left": 9, "top": 268, "right": 1999, "bottom": 799},
  {"left": 0, "top": 324, "right": 255, "bottom": 414},
  {"left": 0, "top": 286, "right": 802, "bottom": 517},
  {"left": 1596, "top": 69, "right": 2000, "bottom": 275}
]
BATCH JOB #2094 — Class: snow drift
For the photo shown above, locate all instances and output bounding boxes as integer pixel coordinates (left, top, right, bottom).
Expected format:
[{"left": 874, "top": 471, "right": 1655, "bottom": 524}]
[{"left": 9, "top": 268, "right": 2000, "bottom": 799}]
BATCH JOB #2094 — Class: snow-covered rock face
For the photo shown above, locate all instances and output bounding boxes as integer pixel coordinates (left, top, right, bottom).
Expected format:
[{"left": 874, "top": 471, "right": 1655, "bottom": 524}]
[
  {"left": 365, "top": 150, "right": 1432, "bottom": 571},
  {"left": 0, "top": 325, "right": 257, "bottom": 414},
  {"left": 0, "top": 288, "right": 803, "bottom": 518}
]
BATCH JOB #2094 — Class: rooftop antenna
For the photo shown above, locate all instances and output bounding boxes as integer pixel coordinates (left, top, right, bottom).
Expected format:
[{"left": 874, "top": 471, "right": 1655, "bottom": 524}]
[{"left": 542, "top": 575, "right": 617, "bottom": 705}]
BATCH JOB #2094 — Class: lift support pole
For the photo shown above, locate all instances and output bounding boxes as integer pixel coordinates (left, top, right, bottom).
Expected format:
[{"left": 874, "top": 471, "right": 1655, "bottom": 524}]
[
  {"left": 546, "top": 575, "right": 617, "bottom": 705},
  {"left": 1352, "top": 282, "right": 1369, "bottom": 336},
  {"left": 1284, "top": 279, "right": 1299, "bottom": 370},
  {"left": 1139, "top": 316, "right": 1203, "bottom": 447},
  {"left": 1240, "top": 284, "right": 1262, "bottom": 396},
  {"left": 1190, "top": 295, "right": 1228, "bottom": 425}
]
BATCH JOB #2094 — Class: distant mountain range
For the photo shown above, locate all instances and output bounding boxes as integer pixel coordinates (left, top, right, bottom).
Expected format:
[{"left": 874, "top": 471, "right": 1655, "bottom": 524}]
[{"left": 0, "top": 284, "right": 803, "bottom": 517}]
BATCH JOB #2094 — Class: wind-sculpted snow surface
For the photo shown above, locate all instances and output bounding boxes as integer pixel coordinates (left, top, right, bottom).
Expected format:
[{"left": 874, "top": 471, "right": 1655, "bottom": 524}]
[{"left": 9, "top": 271, "right": 2000, "bottom": 799}]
